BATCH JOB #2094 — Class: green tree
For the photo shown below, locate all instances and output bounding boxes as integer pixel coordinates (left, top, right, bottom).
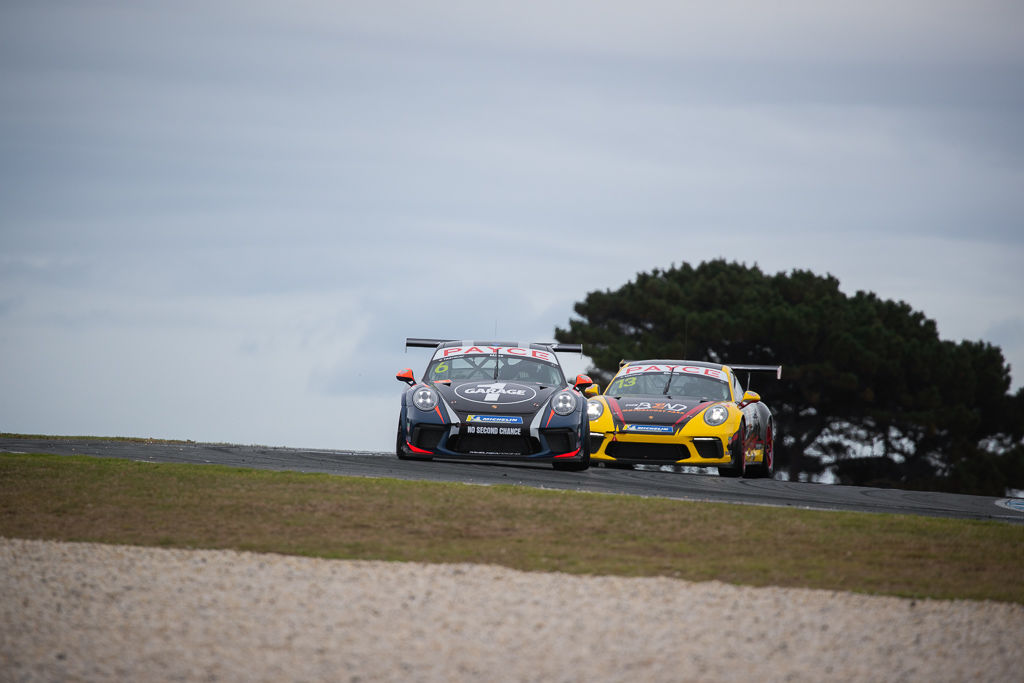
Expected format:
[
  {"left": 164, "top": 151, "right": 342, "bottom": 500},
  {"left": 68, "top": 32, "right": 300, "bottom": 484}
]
[{"left": 556, "top": 260, "right": 1023, "bottom": 494}]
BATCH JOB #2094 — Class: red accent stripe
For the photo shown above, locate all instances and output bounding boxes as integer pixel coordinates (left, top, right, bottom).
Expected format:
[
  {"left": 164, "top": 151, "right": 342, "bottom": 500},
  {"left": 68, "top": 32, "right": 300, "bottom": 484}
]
[
  {"left": 406, "top": 441, "right": 433, "bottom": 454},
  {"left": 673, "top": 401, "right": 715, "bottom": 427},
  {"left": 434, "top": 405, "right": 444, "bottom": 421},
  {"left": 544, "top": 408, "right": 555, "bottom": 427},
  {"left": 553, "top": 448, "right": 581, "bottom": 459},
  {"left": 607, "top": 398, "right": 626, "bottom": 425}
]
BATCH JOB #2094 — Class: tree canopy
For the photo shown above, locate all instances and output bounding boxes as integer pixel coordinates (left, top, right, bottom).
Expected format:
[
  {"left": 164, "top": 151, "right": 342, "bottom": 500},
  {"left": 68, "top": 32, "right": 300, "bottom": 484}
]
[{"left": 556, "top": 260, "right": 1024, "bottom": 495}]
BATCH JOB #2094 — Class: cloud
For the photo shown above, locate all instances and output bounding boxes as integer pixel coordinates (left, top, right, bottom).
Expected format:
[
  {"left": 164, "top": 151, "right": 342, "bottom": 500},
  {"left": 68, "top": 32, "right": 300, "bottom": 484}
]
[{"left": 1, "top": 1, "right": 1022, "bottom": 450}]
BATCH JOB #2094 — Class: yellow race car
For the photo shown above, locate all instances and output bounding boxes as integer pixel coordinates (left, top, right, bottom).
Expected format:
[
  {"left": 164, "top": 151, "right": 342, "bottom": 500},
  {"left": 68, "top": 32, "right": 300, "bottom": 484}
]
[{"left": 587, "top": 360, "right": 780, "bottom": 477}]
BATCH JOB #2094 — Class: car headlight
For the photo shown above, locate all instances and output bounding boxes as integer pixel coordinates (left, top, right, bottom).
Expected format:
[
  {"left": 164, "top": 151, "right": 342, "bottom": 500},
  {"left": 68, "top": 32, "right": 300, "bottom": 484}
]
[
  {"left": 587, "top": 399, "right": 604, "bottom": 421},
  {"left": 703, "top": 404, "right": 729, "bottom": 426},
  {"left": 552, "top": 391, "right": 578, "bottom": 416},
  {"left": 412, "top": 386, "right": 439, "bottom": 412}
]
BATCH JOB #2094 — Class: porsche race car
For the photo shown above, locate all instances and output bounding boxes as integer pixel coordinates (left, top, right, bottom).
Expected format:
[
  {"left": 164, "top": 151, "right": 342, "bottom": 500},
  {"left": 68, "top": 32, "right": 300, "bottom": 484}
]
[
  {"left": 587, "top": 360, "right": 780, "bottom": 477},
  {"left": 396, "top": 339, "right": 595, "bottom": 471}
]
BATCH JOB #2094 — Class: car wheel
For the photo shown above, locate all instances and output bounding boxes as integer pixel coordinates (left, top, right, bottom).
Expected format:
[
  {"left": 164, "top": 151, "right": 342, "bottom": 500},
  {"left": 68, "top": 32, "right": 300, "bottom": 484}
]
[
  {"left": 396, "top": 417, "right": 411, "bottom": 460},
  {"left": 744, "top": 420, "right": 775, "bottom": 479},
  {"left": 553, "top": 458, "right": 589, "bottom": 471},
  {"left": 762, "top": 421, "right": 775, "bottom": 478},
  {"left": 397, "top": 421, "right": 434, "bottom": 461},
  {"left": 553, "top": 424, "right": 591, "bottom": 472},
  {"left": 718, "top": 425, "right": 745, "bottom": 478}
]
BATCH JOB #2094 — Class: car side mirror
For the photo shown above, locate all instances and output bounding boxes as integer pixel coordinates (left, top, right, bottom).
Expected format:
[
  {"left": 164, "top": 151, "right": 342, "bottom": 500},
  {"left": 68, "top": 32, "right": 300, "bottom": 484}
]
[
  {"left": 573, "top": 374, "right": 594, "bottom": 393},
  {"left": 584, "top": 384, "right": 600, "bottom": 397},
  {"left": 396, "top": 368, "right": 416, "bottom": 385},
  {"left": 740, "top": 390, "right": 761, "bottom": 406}
]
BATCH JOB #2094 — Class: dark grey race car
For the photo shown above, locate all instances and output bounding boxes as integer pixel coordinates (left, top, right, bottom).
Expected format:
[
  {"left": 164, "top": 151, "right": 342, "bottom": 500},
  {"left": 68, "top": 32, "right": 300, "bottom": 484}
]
[{"left": 396, "top": 338, "right": 594, "bottom": 471}]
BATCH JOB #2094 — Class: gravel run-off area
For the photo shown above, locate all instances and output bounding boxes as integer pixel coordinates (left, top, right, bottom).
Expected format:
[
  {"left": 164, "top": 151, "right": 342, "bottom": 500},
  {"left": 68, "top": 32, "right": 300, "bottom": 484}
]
[{"left": 2, "top": 537, "right": 1023, "bottom": 682}]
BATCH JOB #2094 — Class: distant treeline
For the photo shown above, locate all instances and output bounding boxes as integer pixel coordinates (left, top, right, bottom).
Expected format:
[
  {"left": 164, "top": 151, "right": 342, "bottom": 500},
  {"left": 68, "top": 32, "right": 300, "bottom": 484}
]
[{"left": 557, "top": 260, "right": 1024, "bottom": 495}]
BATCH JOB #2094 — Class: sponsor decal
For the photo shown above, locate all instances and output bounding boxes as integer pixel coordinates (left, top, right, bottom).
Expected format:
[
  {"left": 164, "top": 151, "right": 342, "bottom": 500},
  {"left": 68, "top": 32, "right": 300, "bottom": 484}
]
[
  {"left": 454, "top": 382, "right": 538, "bottom": 404},
  {"left": 466, "top": 414, "right": 524, "bottom": 425},
  {"left": 624, "top": 424, "right": 675, "bottom": 434},
  {"left": 466, "top": 425, "right": 523, "bottom": 436},
  {"left": 433, "top": 346, "right": 556, "bottom": 364},
  {"left": 620, "top": 364, "right": 727, "bottom": 382},
  {"left": 621, "top": 400, "right": 688, "bottom": 413}
]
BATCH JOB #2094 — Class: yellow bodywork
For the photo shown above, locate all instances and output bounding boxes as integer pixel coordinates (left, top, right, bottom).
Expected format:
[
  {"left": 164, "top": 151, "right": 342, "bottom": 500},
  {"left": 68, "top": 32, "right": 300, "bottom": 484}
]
[{"left": 587, "top": 368, "right": 767, "bottom": 468}]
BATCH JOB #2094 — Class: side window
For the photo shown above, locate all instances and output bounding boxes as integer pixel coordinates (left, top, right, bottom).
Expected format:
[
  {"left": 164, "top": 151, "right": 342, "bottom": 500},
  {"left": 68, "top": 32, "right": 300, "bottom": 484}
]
[{"left": 733, "top": 375, "right": 743, "bottom": 401}]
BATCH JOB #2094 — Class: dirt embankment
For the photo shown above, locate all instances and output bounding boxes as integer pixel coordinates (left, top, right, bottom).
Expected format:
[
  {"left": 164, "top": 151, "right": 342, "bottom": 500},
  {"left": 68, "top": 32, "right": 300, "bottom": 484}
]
[{"left": 3, "top": 537, "right": 1023, "bottom": 682}]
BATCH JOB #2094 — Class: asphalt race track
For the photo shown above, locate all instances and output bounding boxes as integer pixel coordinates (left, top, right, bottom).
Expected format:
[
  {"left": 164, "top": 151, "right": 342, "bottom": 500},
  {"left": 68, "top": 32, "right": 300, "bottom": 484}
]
[{"left": 4, "top": 436, "right": 1024, "bottom": 525}]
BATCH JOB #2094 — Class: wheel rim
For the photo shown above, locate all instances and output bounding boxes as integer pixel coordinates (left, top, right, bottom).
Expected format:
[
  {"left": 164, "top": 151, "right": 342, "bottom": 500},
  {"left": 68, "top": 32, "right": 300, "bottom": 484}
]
[{"left": 739, "top": 422, "right": 746, "bottom": 475}]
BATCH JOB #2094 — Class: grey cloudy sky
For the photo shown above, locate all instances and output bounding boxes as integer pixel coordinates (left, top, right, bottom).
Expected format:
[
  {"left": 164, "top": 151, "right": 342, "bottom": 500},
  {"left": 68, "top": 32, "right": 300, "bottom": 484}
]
[{"left": 2, "top": 1, "right": 1022, "bottom": 451}]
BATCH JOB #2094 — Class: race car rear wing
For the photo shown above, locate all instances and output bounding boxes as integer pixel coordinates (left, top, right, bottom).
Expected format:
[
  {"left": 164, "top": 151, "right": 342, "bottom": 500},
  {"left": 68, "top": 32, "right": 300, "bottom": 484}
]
[
  {"left": 730, "top": 364, "right": 782, "bottom": 393},
  {"left": 405, "top": 338, "right": 583, "bottom": 354},
  {"left": 406, "top": 338, "right": 456, "bottom": 349},
  {"left": 615, "top": 359, "right": 782, "bottom": 380},
  {"left": 730, "top": 364, "right": 783, "bottom": 380}
]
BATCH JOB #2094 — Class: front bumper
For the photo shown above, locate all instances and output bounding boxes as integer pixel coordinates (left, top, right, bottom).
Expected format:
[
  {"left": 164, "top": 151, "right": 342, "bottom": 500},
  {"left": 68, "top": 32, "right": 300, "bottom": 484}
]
[
  {"left": 589, "top": 431, "right": 760, "bottom": 467},
  {"left": 407, "top": 422, "right": 585, "bottom": 462}
]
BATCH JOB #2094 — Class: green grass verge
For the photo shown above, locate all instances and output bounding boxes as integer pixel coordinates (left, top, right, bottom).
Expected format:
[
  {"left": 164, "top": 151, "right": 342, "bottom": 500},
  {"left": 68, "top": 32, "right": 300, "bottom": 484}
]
[
  {"left": 3, "top": 452, "right": 1022, "bottom": 603},
  {"left": 0, "top": 432, "right": 199, "bottom": 445}
]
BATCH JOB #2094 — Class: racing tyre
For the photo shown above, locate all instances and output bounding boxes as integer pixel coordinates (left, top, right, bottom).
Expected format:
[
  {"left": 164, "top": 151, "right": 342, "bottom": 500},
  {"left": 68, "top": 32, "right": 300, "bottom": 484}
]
[
  {"left": 396, "top": 418, "right": 411, "bottom": 460},
  {"left": 718, "top": 425, "right": 746, "bottom": 478},
  {"left": 553, "top": 452, "right": 590, "bottom": 471},
  {"left": 553, "top": 425, "right": 591, "bottom": 472},
  {"left": 744, "top": 421, "right": 775, "bottom": 479},
  {"left": 397, "top": 417, "right": 433, "bottom": 461}
]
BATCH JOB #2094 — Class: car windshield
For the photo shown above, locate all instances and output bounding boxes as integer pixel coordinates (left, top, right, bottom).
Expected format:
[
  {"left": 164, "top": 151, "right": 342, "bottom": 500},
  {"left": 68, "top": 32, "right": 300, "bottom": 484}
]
[
  {"left": 607, "top": 372, "right": 731, "bottom": 401},
  {"left": 427, "top": 355, "right": 565, "bottom": 385}
]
